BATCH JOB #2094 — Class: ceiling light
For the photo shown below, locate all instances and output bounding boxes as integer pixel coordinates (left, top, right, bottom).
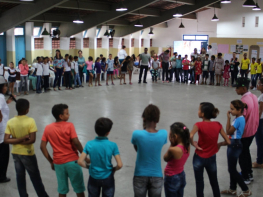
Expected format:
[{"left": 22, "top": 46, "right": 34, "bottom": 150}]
[
  {"left": 20, "top": 0, "right": 34, "bottom": 1},
  {"left": 104, "top": 30, "right": 110, "bottom": 36},
  {"left": 173, "top": 1, "right": 182, "bottom": 17},
  {"left": 41, "top": 28, "right": 49, "bottom": 36},
  {"left": 148, "top": 28, "right": 154, "bottom": 35},
  {"left": 243, "top": 0, "right": 256, "bottom": 7},
  {"left": 221, "top": 0, "right": 231, "bottom": 3},
  {"left": 73, "top": 18, "right": 84, "bottom": 24},
  {"left": 116, "top": 1, "right": 128, "bottom": 11},
  {"left": 134, "top": 20, "right": 143, "bottom": 27},
  {"left": 211, "top": 7, "right": 219, "bottom": 21},
  {"left": 179, "top": 19, "right": 185, "bottom": 28},
  {"left": 253, "top": 2, "right": 261, "bottom": 10}
]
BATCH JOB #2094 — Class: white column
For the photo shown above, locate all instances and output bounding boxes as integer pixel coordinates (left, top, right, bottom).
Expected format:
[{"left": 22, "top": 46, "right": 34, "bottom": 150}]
[
  {"left": 25, "top": 22, "right": 34, "bottom": 62},
  {"left": 87, "top": 27, "right": 97, "bottom": 58},
  {"left": 41, "top": 23, "right": 52, "bottom": 56},
  {"left": 75, "top": 32, "right": 83, "bottom": 51},
  {"left": 6, "top": 28, "right": 15, "bottom": 64}
]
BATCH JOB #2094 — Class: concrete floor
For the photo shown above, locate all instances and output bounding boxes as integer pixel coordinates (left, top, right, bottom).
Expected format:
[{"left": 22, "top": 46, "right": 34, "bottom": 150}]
[{"left": 0, "top": 74, "right": 263, "bottom": 197}]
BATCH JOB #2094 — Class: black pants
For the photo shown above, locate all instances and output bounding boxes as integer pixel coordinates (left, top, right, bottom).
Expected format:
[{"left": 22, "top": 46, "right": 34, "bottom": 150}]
[
  {"left": 79, "top": 66, "right": 84, "bottom": 84},
  {"left": 139, "top": 65, "right": 148, "bottom": 82},
  {"left": 231, "top": 71, "right": 238, "bottom": 85},
  {"left": 0, "top": 142, "right": 9, "bottom": 181},
  {"left": 64, "top": 71, "right": 72, "bottom": 88},
  {"left": 210, "top": 71, "right": 215, "bottom": 84},
  {"left": 239, "top": 135, "right": 254, "bottom": 179},
  {"left": 43, "top": 75, "right": 49, "bottom": 91},
  {"left": 162, "top": 62, "right": 169, "bottom": 81},
  {"left": 183, "top": 70, "right": 188, "bottom": 83},
  {"left": 240, "top": 69, "right": 248, "bottom": 78}
]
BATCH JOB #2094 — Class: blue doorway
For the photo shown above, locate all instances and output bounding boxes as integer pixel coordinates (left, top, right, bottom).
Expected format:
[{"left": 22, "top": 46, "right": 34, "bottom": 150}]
[
  {"left": 15, "top": 36, "right": 25, "bottom": 66},
  {"left": 0, "top": 34, "right": 7, "bottom": 66}
]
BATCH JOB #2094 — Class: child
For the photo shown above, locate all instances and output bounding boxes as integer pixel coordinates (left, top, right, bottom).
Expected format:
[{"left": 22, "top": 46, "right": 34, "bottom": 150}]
[
  {"left": 120, "top": 56, "right": 129, "bottom": 85},
  {"left": 8, "top": 62, "right": 16, "bottom": 95},
  {"left": 209, "top": 55, "right": 215, "bottom": 85},
  {"left": 235, "top": 77, "right": 259, "bottom": 184},
  {"left": 189, "top": 56, "right": 195, "bottom": 84},
  {"left": 182, "top": 55, "right": 190, "bottom": 84},
  {"left": 152, "top": 56, "right": 159, "bottom": 83},
  {"left": 94, "top": 57, "right": 102, "bottom": 86},
  {"left": 40, "top": 104, "right": 85, "bottom": 197},
  {"left": 201, "top": 54, "right": 210, "bottom": 85},
  {"left": 33, "top": 57, "right": 43, "bottom": 94},
  {"left": 195, "top": 57, "right": 202, "bottom": 84},
  {"left": 69, "top": 56, "right": 75, "bottom": 88},
  {"left": 215, "top": 53, "right": 224, "bottom": 86},
  {"left": 18, "top": 58, "right": 29, "bottom": 96},
  {"left": 131, "top": 104, "right": 167, "bottom": 197},
  {"left": 176, "top": 55, "right": 183, "bottom": 82},
  {"left": 4, "top": 99, "right": 49, "bottom": 197},
  {"left": 223, "top": 60, "right": 231, "bottom": 87},
  {"left": 221, "top": 100, "right": 252, "bottom": 197},
  {"left": 106, "top": 54, "right": 114, "bottom": 86},
  {"left": 78, "top": 118, "right": 123, "bottom": 197},
  {"left": 250, "top": 57, "right": 257, "bottom": 90},
  {"left": 42, "top": 57, "right": 51, "bottom": 92},
  {"left": 190, "top": 102, "right": 230, "bottom": 197},
  {"left": 0, "top": 58, "right": 5, "bottom": 77},
  {"left": 163, "top": 122, "right": 190, "bottom": 197},
  {"left": 74, "top": 56, "right": 82, "bottom": 88},
  {"left": 63, "top": 54, "right": 72, "bottom": 90},
  {"left": 113, "top": 56, "right": 120, "bottom": 79},
  {"left": 255, "top": 58, "right": 262, "bottom": 84},
  {"left": 86, "top": 56, "right": 94, "bottom": 87},
  {"left": 101, "top": 57, "right": 106, "bottom": 81},
  {"left": 128, "top": 55, "right": 135, "bottom": 85}
]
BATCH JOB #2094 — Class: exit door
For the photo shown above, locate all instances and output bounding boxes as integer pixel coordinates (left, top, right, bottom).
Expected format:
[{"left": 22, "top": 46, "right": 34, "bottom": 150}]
[
  {"left": 201, "top": 42, "right": 208, "bottom": 51},
  {"left": 15, "top": 36, "right": 25, "bottom": 66}
]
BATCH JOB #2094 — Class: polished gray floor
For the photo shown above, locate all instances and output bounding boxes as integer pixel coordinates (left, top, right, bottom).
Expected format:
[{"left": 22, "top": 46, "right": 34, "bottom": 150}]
[{"left": 0, "top": 74, "right": 262, "bottom": 197}]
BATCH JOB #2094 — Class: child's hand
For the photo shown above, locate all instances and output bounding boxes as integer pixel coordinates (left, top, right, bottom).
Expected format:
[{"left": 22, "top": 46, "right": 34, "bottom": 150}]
[
  {"left": 85, "top": 157, "right": 90, "bottom": 164},
  {"left": 193, "top": 141, "right": 203, "bottom": 150},
  {"left": 23, "top": 135, "right": 30, "bottom": 141},
  {"left": 50, "top": 162, "right": 55, "bottom": 171},
  {"left": 227, "top": 111, "right": 231, "bottom": 119},
  {"left": 217, "top": 142, "right": 222, "bottom": 151}
]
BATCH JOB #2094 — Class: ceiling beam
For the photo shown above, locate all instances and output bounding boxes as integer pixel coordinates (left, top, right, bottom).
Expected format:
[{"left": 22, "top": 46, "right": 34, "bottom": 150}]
[
  {"left": 207, "top": 2, "right": 221, "bottom": 9},
  {"left": 57, "top": 1, "right": 111, "bottom": 12},
  {"left": 104, "top": 19, "right": 130, "bottom": 26},
  {"left": 0, "top": 0, "right": 34, "bottom": 4},
  {"left": 114, "top": 0, "right": 220, "bottom": 37},
  {"left": 162, "top": 0, "right": 195, "bottom": 5},
  {"left": 0, "top": 0, "right": 69, "bottom": 33},
  {"left": 181, "top": 13, "right": 196, "bottom": 19},
  {"left": 130, "top": 8, "right": 160, "bottom": 17},
  {"left": 59, "top": 0, "right": 160, "bottom": 37}
]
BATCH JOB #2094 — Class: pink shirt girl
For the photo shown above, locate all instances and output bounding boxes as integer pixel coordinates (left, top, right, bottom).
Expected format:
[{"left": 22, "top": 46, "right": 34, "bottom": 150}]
[
  {"left": 19, "top": 64, "right": 29, "bottom": 76},
  {"left": 86, "top": 61, "right": 93, "bottom": 71}
]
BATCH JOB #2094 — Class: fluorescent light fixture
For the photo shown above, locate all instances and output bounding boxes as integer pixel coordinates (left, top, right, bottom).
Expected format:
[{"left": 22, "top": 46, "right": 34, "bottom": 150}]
[
  {"left": 253, "top": 2, "right": 261, "bottom": 10},
  {"left": 20, "top": 0, "right": 34, "bottom": 1},
  {"left": 173, "top": 13, "right": 183, "bottom": 17},
  {"left": 116, "top": 1, "right": 128, "bottom": 11},
  {"left": 73, "top": 19, "right": 84, "bottom": 24},
  {"left": 243, "top": 0, "right": 256, "bottom": 7},
  {"left": 221, "top": 0, "right": 231, "bottom": 3},
  {"left": 41, "top": 28, "right": 49, "bottom": 36},
  {"left": 134, "top": 20, "right": 143, "bottom": 27}
]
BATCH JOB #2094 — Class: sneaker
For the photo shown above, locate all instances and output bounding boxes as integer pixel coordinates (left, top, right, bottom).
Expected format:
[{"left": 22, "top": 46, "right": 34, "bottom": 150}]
[
  {"left": 248, "top": 173, "right": 254, "bottom": 181},
  {"left": 244, "top": 178, "right": 251, "bottom": 185},
  {"left": 138, "top": 81, "right": 141, "bottom": 84},
  {"left": 143, "top": 81, "right": 147, "bottom": 84}
]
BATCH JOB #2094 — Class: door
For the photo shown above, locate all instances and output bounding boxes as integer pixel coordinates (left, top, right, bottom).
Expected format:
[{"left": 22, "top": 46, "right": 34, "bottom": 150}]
[
  {"left": 0, "top": 35, "right": 6, "bottom": 66},
  {"left": 201, "top": 42, "right": 208, "bottom": 51},
  {"left": 15, "top": 36, "right": 25, "bottom": 66}
]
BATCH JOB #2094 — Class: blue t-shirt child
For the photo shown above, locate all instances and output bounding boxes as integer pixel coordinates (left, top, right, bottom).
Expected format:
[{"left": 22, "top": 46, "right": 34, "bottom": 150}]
[
  {"left": 83, "top": 137, "right": 120, "bottom": 179},
  {"left": 230, "top": 116, "right": 245, "bottom": 139},
  {"left": 106, "top": 59, "right": 114, "bottom": 71},
  {"left": 176, "top": 59, "right": 182, "bottom": 69},
  {"left": 131, "top": 129, "right": 167, "bottom": 177}
]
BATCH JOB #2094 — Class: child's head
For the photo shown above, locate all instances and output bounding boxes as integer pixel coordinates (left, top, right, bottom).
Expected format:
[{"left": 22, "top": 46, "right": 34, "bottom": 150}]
[
  {"left": 36, "top": 56, "right": 41, "bottom": 63},
  {"left": 52, "top": 104, "right": 69, "bottom": 122},
  {"left": 125, "top": 56, "right": 130, "bottom": 61},
  {"left": 198, "top": 102, "right": 219, "bottom": 120},
  {"left": 230, "top": 100, "right": 247, "bottom": 116},
  {"left": 69, "top": 55, "right": 73, "bottom": 61},
  {"left": 252, "top": 57, "right": 256, "bottom": 62},
  {"left": 16, "top": 99, "right": 29, "bottom": 115},
  {"left": 88, "top": 56, "right": 93, "bottom": 61},
  {"left": 205, "top": 54, "right": 209, "bottom": 59},
  {"left": 257, "top": 58, "right": 261, "bottom": 64},
  {"left": 225, "top": 60, "right": 229, "bottom": 65},
  {"left": 114, "top": 56, "right": 119, "bottom": 63},
  {"left": 109, "top": 54, "right": 112, "bottom": 59},
  {"left": 142, "top": 104, "right": 160, "bottom": 125},
  {"left": 178, "top": 55, "right": 181, "bottom": 59},
  {"left": 95, "top": 117, "right": 113, "bottom": 137},
  {"left": 154, "top": 55, "right": 157, "bottom": 61},
  {"left": 191, "top": 56, "right": 195, "bottom": 61},
  {"left": 96, "top": 57, "right": 100, "bottom": 62},
  {"left": 218, "top": 53, "right": 222, "bottom": 58},
  {"left": 74, "top": 56, "right": 78, "bottom": 61},
  {"left": 9, "top": 62, "right": 14, "bottom": 68},
  {"left": 102, "top": 57, "right": 106, "bottom": 63},
  {"left": 169, "top": 122, "right": 190, "bottom": 151},
  {"left": 184, "top": 55, "right": 188, "bottom": 59},
  {"left": 244, "top": 53, "right": 247, "bottom": 58},
  {"left": 211, "top": 55, "right": 215, "bottom": 60},
  {"left": 197, "top": 57, "right": 201, "bottom": 61},
  {"left": 257, "top": 78, "right": 263, "bottom": 92},
  {"left": 235, "top": 77, "right": 250, "bottom": 95},
  {"left": 65, "top": 54, "right": 69, "bottom": 59},
  {"left": 173, "top": 52, "right": 177, "bottom": 56},
  {"left": 43, "top": 57, "right": 48, "bottom": 63},
  {"left": 50, "top": 57, "right": 53, "bottom": 62}
]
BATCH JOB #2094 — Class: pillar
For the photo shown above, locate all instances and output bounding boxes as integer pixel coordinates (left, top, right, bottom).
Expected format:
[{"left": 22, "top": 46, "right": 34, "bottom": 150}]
[
  {"left": 6, "top": 28, "right": 15, "bottom": 65},
  {"left": 100, "top": 26, "right": 109, "bottom": 58},
  {"left": 87, "top": 27, "right": 96, "bottom": 59},
  {"left": 25, "top": 22, "right": 34, "bottom": 62},
  {"left": 41, "top": 23, "right": 52, "bottom": 57}
]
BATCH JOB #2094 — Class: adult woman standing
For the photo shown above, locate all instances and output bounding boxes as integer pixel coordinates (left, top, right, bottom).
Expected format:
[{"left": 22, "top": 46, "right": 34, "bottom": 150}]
[
  {"left": 230, "top": 52, "right": 240, "bottom": 86},
  {"left": 53, "top": 50, "right": 64, "bottom": 91},
  {"left": 78, "top": 50, "right": 85, "bottom": 85},
  {"left": 214, "top": 53, "right": 224, "bottom": 86},
  {"left": 0, "top": 76, "right": 14, "bottom": 183}
]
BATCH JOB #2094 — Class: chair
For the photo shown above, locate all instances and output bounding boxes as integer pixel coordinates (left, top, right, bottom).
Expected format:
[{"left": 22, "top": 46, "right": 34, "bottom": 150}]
[
  {"left": 15, "top": 80, "right": 30, "bottom": 93},
  {"left": 83, "top": 73, "right": 87, "bottom": 84}
]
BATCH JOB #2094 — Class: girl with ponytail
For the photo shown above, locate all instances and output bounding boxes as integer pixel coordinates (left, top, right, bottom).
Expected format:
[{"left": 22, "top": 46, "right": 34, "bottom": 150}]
[
  {"left": 163, "top": 122, "right": 190, "bottom": 197},
  {"left": 190, "top": 102, "right": 230, "bottom": 197}
]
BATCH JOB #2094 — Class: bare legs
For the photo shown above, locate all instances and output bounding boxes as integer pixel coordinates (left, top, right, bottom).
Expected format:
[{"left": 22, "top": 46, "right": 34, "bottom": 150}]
[
  {"left": 95, "top": 73, "right": 101, "bottom": 86},
  {"left": 128, "top": 70, "right": 132, "bottom": 84},
  {"left": 120, "top": 74, "right": 126, "bottom": 85},
  {"left": 88, "top": 73, "right": 93, "bottom": 86}
]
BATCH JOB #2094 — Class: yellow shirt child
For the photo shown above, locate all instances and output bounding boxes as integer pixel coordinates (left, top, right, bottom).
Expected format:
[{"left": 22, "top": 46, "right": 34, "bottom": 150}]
[
  {"left": 250, "top": 62, "right": 258, "bottom": 75},
  {"left": 241, "top": 58, "right": 250, "bottom": 70}
]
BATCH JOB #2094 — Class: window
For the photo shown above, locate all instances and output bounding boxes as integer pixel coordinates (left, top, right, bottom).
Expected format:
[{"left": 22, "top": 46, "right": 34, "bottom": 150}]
[
  {"left": 242, "top": 17, "right": 245, "bottom": 27},
  {"left": 52, "top": 38, "right": 60, "bottom": 49},
  {"left": 33, "top": 27, "right": 41, "bottom": 37},
  {"left": 183, "top": 35, "right": 208, "bottom": 41},
  {"left": 83, "top": 38, "right": 89, "bottom": 48},
  {"left": 131, "top": 38, "right": 134, "bottom": 47},
  {"left": 109, "top": 38, "right": 113, "bottom": 48},
  {"left": 34, "top": 38, "right": 44, "bottom": 49},
  {"left": 141, "top": 39, "right": 144, "bottom": 47},
  {"left": 97, "top": 38, "right": 102, "bottom": 48},
  {"left": 256, "top": 16, "right": 259, "bottom": 27},
  {"left": 70, "top": 38, "right": 76, "bottom": 49},
  {"left": 150, "top": 39, "right": 152, "bottom": 47},
  {"left": 14, "top": 27, "right": 24, "bottom": 36}
]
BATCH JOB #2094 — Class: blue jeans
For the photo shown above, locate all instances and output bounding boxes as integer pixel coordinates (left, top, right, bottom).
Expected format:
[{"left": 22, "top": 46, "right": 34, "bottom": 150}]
[
  {"left": 36, "top": 76, "right": 42, "bottom": 93},
  {"left": 53, "top": 67, "right": 63, "bottom": 88},
  {"left": 190, "top": 69, "right": 195, "bottom": 83},
  {"left": 170, "top": 68, "right": 176, "bottom": 82},
  {"left": 19, "top": 76, "right": 28, "bottom": 92},
  {"left": 133, "top": 176, "right": 163, "bottom": 197},
  {"left": 12, "top": 154, "right": 49, "bottom": 197},
  {"left": 227, "top": 139, "right": 248, "bottom": 191},
  {"left": 88, "top": 173, "right": 115, "bottom": 197},
  {"left": 183, "top": 70, "right": 188, "bottom": 83},
  {"left": 251, "top": 74, "right": 257, "bottom": 87},
  {"left": 256, "top": 119, "right": 263, "bottom": 164},
  {"left": 256, "top": 73, "right": 262, "bottom": 82},
  {"left": 193, "top": 153, "right": 220, "bottom": 197},
  {"left": 164, "top": 171, "right": 186, "bottom": 197},
  {"left": 175, "top": 68, "right": 183, "bottom": 82},
  {"left": 74, "top": 73, "right": 82, "bottom": 86}
]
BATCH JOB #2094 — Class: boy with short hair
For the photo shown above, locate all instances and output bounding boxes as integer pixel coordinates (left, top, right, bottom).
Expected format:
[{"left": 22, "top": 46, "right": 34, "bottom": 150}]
[
  {"left": 74, "top": 56, "right": 82, "bottom": 88},
  {"left": 40, "top": 104, "right": 85, "bottom": 197},
  {"left": 78, "top": 117, "right": 123, "bottom": 197},
  {"left": 4, "top": 99, "right": 49, "bottom": 197},
  {"left": 106, "top": 54, "right": 115, "bottom": 86},
  {"left": 209, "top": 55, "right": 216, "bottom": 85},
  {"left": 201, "top": 54, "right": 210, "bottom": 85}
]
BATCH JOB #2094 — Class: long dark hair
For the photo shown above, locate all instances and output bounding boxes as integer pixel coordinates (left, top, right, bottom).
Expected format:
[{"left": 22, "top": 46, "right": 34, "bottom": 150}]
[
  {"left": 231, "top": 100, "right": 247, "bottom": 113},
  {"left": 114, "top": 56, "right": 119, "bottom": 65},
  {"left": 55, "top": 50, "right": 63, "bottom": 59},
  {"left": 170, "top": 122, "right": 190, "bottom": 153},
  {"left": 0, "top": 84, "right": 6, "bottom": 94},
  {"left": 131, "top": 54, "right": 136, "bottom": 61},
  {"left": 200, "top": 102, "right": 219, "bottom": 119}
]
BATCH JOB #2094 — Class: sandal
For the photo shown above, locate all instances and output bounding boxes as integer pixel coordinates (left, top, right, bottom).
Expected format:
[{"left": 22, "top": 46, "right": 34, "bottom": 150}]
[
  {"left": 98, "top": 84, "right": 102, "bottom": 86},
  {"left": 123, "top": 83, "right": 126, "bottom": 85},
  {"left": 58, "top": 88, "right": 62, "bottom": 91},
  {"left": 53, "top": 88, "right": 56, "bottom": 91},
  {"left": 252, "top": 162, "right": 263, "bottom": 168},
  {"left": 236, "top": 190, "right": 252, "bottom": 197},
  {"left": 221, "top": 189, "right": 236, "bottom": 195}
]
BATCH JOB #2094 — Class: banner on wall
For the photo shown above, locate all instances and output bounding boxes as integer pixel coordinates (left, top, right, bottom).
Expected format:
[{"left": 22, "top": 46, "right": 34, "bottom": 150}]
[{"left": 235, "top": 45, "right": 243, "bottom": 54}]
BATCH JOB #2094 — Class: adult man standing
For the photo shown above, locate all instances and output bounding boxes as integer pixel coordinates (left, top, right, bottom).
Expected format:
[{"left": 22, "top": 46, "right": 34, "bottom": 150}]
[
  {"left": 118, "top": 46, "right": 127, "bottom": 64},
  {"left": 138, "top": 48, "right": 151, "bottom": 84},
  {"left": 207, "top": 45, "right": 213, "bottom": 60},
  {"left": 191, "top": 48, "right": 199, "bottom": 59},
  {"left": 159, "top": 50, "right": 170, "bottom": 82}
]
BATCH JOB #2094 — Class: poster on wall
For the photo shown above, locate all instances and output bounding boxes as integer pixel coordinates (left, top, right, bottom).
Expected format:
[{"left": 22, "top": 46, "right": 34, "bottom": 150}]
[
  {"left": 237, "top": 39, "right": 242, "bottom": 44},
  {"left": 243, "top": 45, "right": 249, "bottom": 52},
  {"left": 251, "top": 50, "right": 258, "bottom": 59},
  {"left": 236, "top": 45, "right": 243, "bottom": 54},
  {"left": 230, "top": 45, "right": 236, "bottom": 53},
  {"left": 211, "top": 43, "right": 218, "bottom": 55}
]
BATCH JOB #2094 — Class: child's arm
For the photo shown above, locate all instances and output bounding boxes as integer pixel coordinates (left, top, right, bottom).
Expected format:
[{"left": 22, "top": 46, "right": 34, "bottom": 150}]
[
  {"left": 164, "top": 146, "right": 183, "bottom": 162},
  {"left": 20, "top": 132, "right": 36, "bottom": 145},
  {"left": 78, "top": 152, "right": 91, "bottom": 169},
  {"left": 226, "top": 111, "right": 235, "bottom": 135},
  {"left": 72, "top": 137, "right": 84, "bottom": 154},
  {"left": 259, "top": 101, "right": 263, "bottom": 118},
  {"left": 113, "top": 154, "right": 123, "bottom": 173},
  {"left": 218, "top": 128, "right": 231, "bottom": 150},
  {"left": 40, "top": 140, "right": 55, "bottom": 170},
  {"left": 4, "top": 134, "right": 29, "bottom": 144},
  {"left": 190, "top": 125, "right": 203, "bottom": 150}
]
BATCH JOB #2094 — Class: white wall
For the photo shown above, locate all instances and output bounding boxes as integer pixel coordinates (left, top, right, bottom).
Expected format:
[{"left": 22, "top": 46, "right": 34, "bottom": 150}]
[{"left": 217, "top": 0, "right": 263, "bottom": 38}]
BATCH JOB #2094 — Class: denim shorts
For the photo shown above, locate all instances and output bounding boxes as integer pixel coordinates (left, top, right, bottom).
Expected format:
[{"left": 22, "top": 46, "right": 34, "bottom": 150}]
[
  {"left": 8, "top": 76, "right": 16, "bottom": 82},
  {"left": 107, "top": 71, "right": 113, "bottom": 75},
  {"left": 54, "top": 161, "right": 85, "bottom": 194}
]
